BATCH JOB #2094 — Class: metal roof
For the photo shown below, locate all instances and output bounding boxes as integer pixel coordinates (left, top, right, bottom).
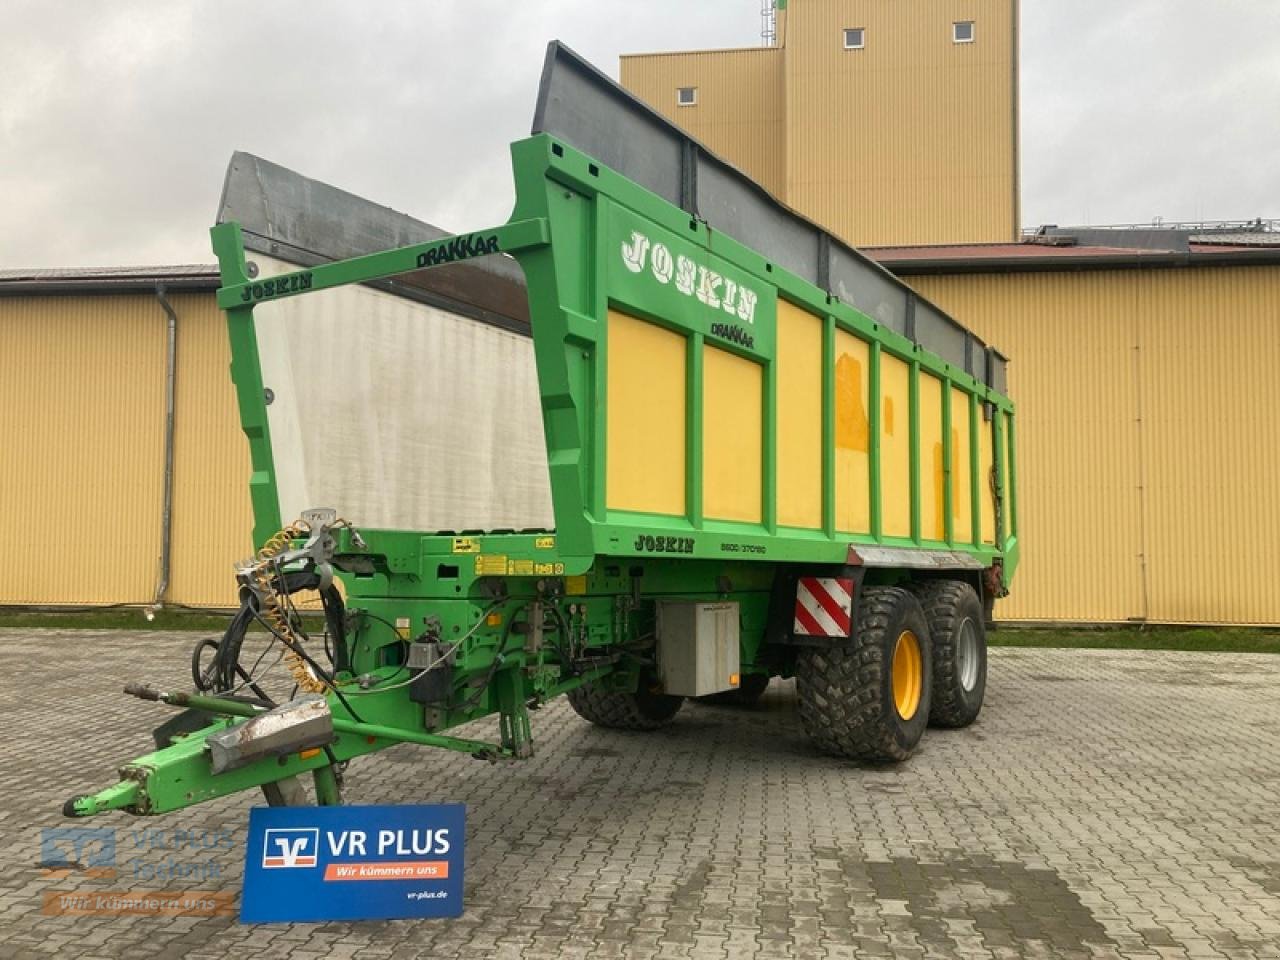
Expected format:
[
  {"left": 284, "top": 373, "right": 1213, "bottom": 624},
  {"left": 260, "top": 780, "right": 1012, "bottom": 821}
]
[
  {"left": 866, "top": 243, "right": 1172, "bottom": 261},
  {"left": 0, "top": 264, "right": 219, "bottom": 294},
  {"left": 865, "top": 239, "right": 1280, "bottom": 274},
  {"left": 1190, "top": 232, "right": 1280, "bottom": 247}
]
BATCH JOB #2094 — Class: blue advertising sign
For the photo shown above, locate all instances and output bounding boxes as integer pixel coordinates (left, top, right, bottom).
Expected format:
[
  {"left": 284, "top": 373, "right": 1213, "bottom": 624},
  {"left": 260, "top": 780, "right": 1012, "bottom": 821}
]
[{"left": 241, "top": 804, "right": 464, "bottom": 923}]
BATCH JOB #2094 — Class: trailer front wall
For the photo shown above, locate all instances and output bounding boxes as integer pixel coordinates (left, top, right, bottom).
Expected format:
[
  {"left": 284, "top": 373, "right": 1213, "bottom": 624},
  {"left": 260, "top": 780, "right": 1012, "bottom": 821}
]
[{"left": 909, "top": 264, "right": 1280, "bottom": 625}]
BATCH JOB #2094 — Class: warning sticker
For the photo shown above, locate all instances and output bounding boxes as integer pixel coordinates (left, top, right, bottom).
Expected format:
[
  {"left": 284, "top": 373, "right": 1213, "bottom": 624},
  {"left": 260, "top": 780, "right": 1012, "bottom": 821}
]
[
  {"left": 474, "top": 555, "right": 566, "bottom": 578},
  {"left": 474, "top": 554, "right": 508, "bottom": 576},
  {"left": 534, "top": 536, "right": 555, "bottom": 550},
  {"left": 451, "top": 537, "right": 480, "bottom": 554}
]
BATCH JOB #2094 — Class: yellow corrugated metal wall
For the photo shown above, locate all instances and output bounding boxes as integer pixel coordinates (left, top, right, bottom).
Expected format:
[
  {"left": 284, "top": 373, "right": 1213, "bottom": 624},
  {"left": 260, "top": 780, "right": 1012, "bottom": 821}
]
[
  {"left": 909, "top": 265, "right": 1280, "bottom": 625},
  {"left": 1, "top": 296, "right": 165, "bottom": 604},
  {"left": 4, "top": 265, "right": 1276, "bottom": 624},
  {"left": 620, "top": 49, "right": 786, "bottom": 198},
  {"left": 0, "top": 293, "right": 251, "bottom": 607},
  {"left": 622, "top": 0, "right": 1018, "bottom": 248},
  {"left": 167, "top": 293, "right": 253, "bottom": 607},
  {"left": 784, "top": 0, "right": 1017, "bottom": 247}
]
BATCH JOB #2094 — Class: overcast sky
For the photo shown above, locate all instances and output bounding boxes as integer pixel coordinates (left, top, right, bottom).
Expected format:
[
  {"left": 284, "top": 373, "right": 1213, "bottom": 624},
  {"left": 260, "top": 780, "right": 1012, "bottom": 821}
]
[{"left": 2, "top": 1, "right": 1277, "bottom": 267}]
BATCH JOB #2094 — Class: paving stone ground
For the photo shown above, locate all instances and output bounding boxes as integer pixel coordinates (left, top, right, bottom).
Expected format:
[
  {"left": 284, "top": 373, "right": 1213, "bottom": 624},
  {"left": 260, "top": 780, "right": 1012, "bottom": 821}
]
[{"left": 2, "top": 627, "right": 1279, "bottom": 959}]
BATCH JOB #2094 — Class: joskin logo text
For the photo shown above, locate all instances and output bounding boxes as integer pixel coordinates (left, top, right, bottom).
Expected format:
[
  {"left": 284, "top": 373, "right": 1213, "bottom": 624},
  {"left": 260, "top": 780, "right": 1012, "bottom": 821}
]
[
  {"left": 239, "top": 272, "right": 314, "bottom": 303},
  {"left": 620, "top": 230, "right": 759, "bottom": 328}
]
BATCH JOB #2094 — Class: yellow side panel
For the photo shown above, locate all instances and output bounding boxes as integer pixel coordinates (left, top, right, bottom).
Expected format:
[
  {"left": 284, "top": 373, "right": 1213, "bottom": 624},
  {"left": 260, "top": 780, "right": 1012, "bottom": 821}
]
[
  {"left": 951, "top": 387, "right": 973, "bottom": 544},
  {"left": 979, "top": 412, "right": 996, "bottom": 545},
  {"left": 834, "top": 330, "right": 870, "bottom": 533},
  {"left": 880, "top": 353, "right": 911, "bottom": 537},
  {"left": 606, "top": 310, "right": 686, "bottom": 516},
  {"left": 703, "top": 345, "right": 763, "bottom": 523},
  {"left": 919, "top": 373, "right": 945, "bottom": 541},
  {"left": 776, "top": 302, "right": 823, "bottom": 529}
]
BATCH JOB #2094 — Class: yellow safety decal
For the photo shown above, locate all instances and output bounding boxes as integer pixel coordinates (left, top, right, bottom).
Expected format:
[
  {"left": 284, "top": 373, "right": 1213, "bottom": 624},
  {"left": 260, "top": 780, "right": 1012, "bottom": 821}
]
[
  {"left": 508, "top": 559, "right": 535, "bottom": 576},
  {"left": 565, "top": 575, "right": 588, "bottom": 595},
  {"left": 534, "top": 536, "right": 555, "bottom": 550},
  {"left": 533, "top": 562, "right": 564, "bottom": 576},
  {"left": 452, "top": 537, "right": 480, "bottom": 554},
  {"left": 474, "top": 554, "right": 508, "bottom": 576}
]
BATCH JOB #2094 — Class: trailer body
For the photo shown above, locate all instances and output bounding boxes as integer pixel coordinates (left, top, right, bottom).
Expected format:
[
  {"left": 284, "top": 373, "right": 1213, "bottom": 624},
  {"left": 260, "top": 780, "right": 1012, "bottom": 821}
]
[{"left": 67, "top": 43, "right": 1018, "bottom": 819}]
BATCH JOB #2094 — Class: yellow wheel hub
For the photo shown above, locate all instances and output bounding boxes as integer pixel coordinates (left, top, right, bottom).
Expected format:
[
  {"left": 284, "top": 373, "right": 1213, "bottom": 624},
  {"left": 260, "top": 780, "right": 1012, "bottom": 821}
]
[{"left": 891, "top": 629, "right": 923, "bottom": 720}]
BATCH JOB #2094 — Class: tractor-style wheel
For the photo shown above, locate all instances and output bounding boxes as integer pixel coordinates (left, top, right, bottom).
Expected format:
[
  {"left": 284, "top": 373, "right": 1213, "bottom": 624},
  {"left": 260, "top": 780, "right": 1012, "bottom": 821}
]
[
  {"left": 567, "top": 676, "right": 684, "bottom": 731},
  {"left": 796, "top": 586, "right": 932, "bottom": 761},
  {"left": 913, "top": 579, "right": 988, "bottom": 728}
]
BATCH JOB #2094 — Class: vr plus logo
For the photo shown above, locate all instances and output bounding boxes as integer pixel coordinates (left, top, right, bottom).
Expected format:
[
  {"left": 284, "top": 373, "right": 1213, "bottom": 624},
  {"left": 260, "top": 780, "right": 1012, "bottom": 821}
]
[
  {"left": 262, "top": 828, "right": 319, "bottom": 869},
  {"left": 40, "top": 828, "right": 116, "bottom": 876}
]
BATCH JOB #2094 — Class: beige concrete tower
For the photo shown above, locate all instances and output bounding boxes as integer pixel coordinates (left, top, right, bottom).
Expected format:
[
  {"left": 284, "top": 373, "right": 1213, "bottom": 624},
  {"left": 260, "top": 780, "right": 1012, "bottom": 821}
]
[{"left": 621, "top": 0, "right": 1020, "bottom": 247}]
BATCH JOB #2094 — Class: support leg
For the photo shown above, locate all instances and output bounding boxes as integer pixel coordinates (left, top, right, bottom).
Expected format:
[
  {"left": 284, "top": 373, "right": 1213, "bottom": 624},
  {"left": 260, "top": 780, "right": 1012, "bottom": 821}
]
[
  {"left": 312, "top": 765, "right": 343, "bottom": 806},
  {"left": 495, "top": 670, "right": 534, "bottom": 759}
]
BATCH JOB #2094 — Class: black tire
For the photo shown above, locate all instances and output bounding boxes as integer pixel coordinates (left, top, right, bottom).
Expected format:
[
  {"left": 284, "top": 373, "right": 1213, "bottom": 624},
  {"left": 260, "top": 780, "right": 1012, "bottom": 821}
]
[
  {"left": 696, "top": 672, "right": 770, "bottom": 706},
  {"left": 566, "top": 678, "right": 684, "bottom": 731},
  {"left": 796, "top": 586, "right": 932, "bottom": 761},
  {"left": 914, "top": 580, "right": 987, "bottom": 729}
]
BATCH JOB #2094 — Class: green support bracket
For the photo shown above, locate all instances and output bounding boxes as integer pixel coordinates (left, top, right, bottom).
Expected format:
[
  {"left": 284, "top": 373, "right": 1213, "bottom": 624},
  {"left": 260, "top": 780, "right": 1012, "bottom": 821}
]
[
  {"left": 313, "top": 765, "right": 342, "bottom": 806},
  {"left": 213, "top": 218, "right": 550, "bottom": 311},
  {"left": 494, "top": 670, "right": 533, "bottom": 759},
  {"left": 969, "top": 391, "right": 981, "bottom": 546},
  {"left": 941, "top": 379, "right": 954, "bottom": 546}
]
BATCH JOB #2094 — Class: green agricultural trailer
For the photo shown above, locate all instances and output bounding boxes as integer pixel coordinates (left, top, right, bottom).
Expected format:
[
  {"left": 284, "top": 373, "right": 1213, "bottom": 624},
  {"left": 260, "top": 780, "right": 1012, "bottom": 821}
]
[{"left": 67, "top": 44, "right": 1018, "bottom": 819}]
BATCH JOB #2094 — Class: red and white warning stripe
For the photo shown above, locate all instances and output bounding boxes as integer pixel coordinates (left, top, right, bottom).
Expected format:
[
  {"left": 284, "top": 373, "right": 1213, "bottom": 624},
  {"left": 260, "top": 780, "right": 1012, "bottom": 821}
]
[{"left": 793, "top": 577, "right": 854, "bottom": 637}]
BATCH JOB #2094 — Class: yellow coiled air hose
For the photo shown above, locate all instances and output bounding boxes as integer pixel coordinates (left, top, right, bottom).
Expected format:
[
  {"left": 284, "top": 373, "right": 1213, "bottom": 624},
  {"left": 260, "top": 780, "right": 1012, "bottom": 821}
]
[{"left": 251, "top": 521, "right": 329, "bottom": 694}]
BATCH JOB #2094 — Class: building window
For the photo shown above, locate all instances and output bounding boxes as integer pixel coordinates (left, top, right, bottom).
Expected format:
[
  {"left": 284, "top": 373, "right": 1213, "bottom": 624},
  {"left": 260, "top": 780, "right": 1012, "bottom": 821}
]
[
  {"left": 676, "top": 86, "right": 697, "bottom": 107},
  {"left": 953, "top": 21, "right": 975, "bottom": 43},
  {"left": 843, "top": 27, "right": 865, "bottom": 50}
]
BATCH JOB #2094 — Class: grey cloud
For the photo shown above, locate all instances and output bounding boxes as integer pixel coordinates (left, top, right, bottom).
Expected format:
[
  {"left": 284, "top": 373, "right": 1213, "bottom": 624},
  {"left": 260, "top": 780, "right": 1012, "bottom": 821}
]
[{"left": 2, "top": 1, "right": 1276, "bottom": 268}]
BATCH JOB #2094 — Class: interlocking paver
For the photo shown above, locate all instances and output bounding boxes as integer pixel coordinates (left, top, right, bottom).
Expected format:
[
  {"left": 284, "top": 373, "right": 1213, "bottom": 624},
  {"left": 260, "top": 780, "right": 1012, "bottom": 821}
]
[{"left": 3, "top": 629, "right": 1279, "bottom": 958}]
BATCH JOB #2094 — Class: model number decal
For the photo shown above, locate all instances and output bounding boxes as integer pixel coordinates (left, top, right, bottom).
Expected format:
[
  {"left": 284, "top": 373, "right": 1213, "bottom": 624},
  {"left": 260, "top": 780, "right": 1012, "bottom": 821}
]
[
  {"left": 239, "top": 272, "right": 314, "bottom": 303},
  {"left": 416, "top": 233, "right": 499, "bottom": 268},
  {"left": 710, "top": 322, "right": 755, "bottom": 349},
  {"left": 634, "top": 534, "right": 694, "bottom": 554}
]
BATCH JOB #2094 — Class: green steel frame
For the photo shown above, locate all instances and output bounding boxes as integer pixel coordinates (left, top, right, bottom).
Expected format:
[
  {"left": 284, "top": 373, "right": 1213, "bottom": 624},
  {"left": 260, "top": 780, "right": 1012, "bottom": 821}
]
[
  {"left": 211, "top": 134, "right": 1019, "bottom": 580},
  {"left": 66, "top": 133, "right": 1017, "bottom": 819}
]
